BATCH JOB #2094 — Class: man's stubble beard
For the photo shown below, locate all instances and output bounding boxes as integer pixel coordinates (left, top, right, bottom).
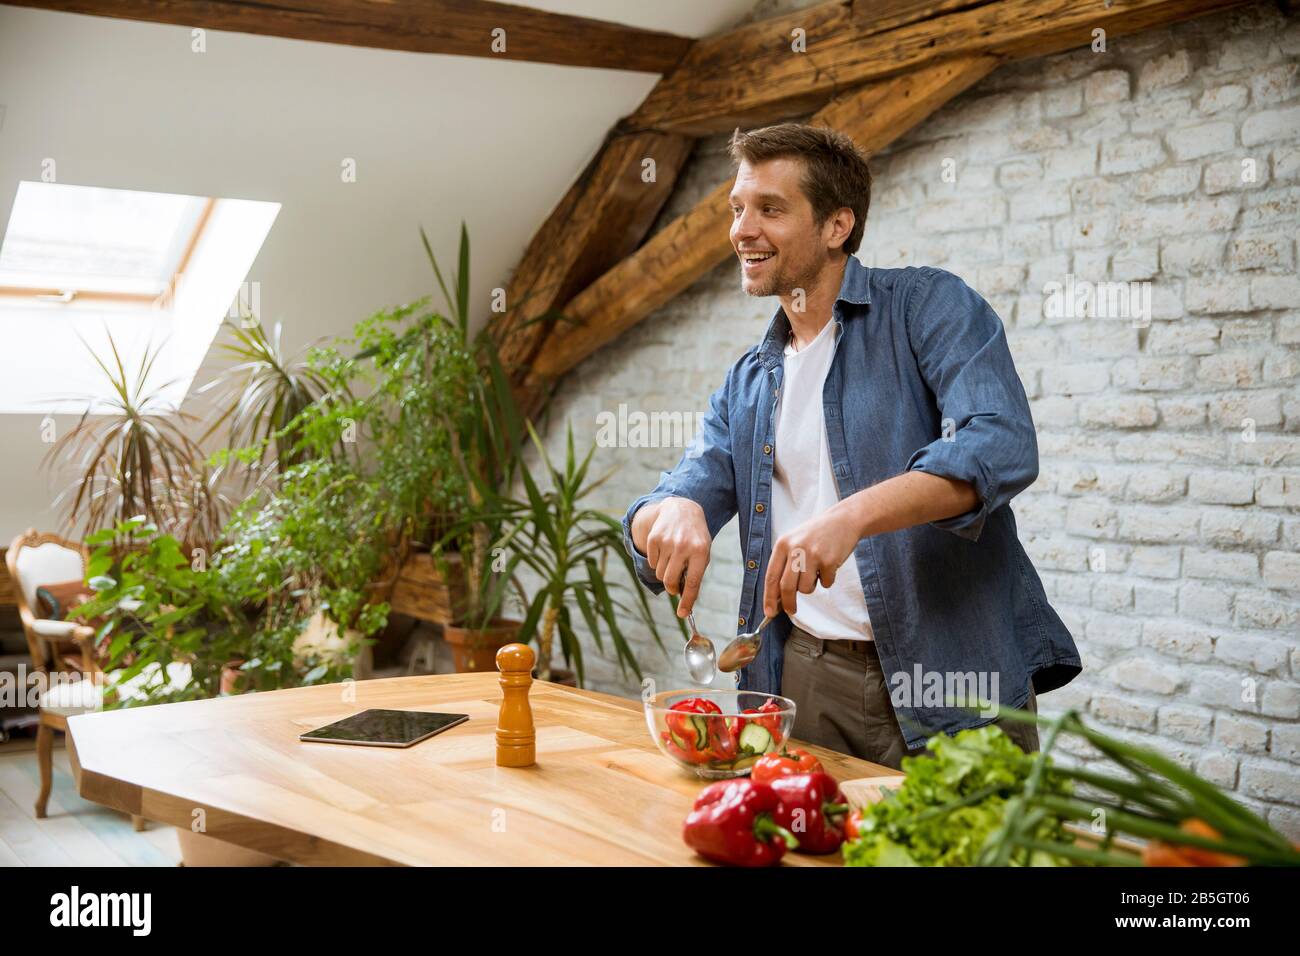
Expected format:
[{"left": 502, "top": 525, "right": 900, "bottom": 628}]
[{"left": 742, "top": 256, "right": 819, "bottom": 299}]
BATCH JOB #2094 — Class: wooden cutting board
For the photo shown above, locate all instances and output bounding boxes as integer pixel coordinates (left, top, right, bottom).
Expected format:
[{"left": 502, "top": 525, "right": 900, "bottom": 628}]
[{"left": 840, "top": 773, "right": 907, "bottom": 809}]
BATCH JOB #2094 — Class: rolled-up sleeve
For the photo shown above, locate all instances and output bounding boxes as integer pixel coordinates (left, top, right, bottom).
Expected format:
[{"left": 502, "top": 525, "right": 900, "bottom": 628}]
[
  {"left": 622, "top": 371, "right": 740, "bottom": 593},
  {"left": 903, "top": 267, "right": 1038, "bottom": 543}
]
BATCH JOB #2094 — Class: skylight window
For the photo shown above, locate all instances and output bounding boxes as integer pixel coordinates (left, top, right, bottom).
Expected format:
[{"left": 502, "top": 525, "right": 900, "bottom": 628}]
[
  {"left": 0, "top": 182, "right": 279, "bottom": 414},
  {"left": 0, "top": 182, "right": 212, "bottom": 300}
]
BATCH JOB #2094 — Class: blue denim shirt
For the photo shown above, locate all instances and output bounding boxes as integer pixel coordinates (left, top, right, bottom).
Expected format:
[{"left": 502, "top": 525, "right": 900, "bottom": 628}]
[{"left": 621, "top": 255, "right": 1081, "bottom": 749}]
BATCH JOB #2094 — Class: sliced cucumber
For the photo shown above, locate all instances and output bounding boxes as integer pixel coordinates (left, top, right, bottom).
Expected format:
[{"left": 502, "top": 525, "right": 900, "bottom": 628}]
[
  {"left": 689, "top": 715, "right": 710, "bottom": 750},
  {"left": 669, "top": 728, "right": 691, "bottom": 751},
  {"left": 738, "top": 723, "right": 774, "bottom": 755},
  {"left": 730, "top": 754, "right": 760, "bottom": 772}
]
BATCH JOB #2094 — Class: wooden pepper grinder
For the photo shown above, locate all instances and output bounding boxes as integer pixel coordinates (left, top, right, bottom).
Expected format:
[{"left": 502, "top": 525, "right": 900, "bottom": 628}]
[{"left": 495, "top": 642, "right": 535, "bottom": 767}]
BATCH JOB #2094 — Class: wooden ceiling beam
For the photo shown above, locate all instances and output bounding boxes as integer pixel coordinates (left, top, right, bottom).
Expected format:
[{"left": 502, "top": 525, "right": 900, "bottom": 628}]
[
  {"left": 3, "top": 0, "right": 695, "bottom": 73},
  {"left": 493, "top": 129, "right": 693, "bottom": 385},
  {"left": 849, "top": 0, "right": 990, "bottom": 29},
  {"left": 622, "top": 0, "right": 1250, "bottom": 134}
]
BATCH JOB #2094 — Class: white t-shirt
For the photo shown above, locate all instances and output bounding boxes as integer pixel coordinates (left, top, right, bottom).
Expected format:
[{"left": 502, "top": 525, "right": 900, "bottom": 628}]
[{"left": 770, "top": 318, "right": 875, "bottom": 641}]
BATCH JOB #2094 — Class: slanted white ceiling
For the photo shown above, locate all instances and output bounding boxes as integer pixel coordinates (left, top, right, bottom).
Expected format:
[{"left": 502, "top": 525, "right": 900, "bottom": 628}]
[{"left": 0, "top": 1, "right": 757, "bottom": 539}]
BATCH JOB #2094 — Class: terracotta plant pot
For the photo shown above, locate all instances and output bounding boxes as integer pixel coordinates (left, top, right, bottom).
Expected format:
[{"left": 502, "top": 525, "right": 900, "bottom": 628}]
[
  {"left": 175, "top": 828, "right": 280, "bottom": 867},
  {"left": 442, "top": 619, "right": 521, "bottom": 673}
]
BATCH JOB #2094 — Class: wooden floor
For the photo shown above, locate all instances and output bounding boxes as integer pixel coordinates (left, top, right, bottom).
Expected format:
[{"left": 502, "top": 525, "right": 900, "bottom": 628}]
[{"left": 0, "top": 741, "right": 181, "bottom": 866}]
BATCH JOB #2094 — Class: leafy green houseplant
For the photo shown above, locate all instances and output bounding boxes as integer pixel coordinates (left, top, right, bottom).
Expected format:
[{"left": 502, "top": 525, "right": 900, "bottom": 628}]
[
  {"left": 71, "top": 516, "right": 365, "bottom": 706},
  {"left": 62, "top": 223, "right": 574, "bottom": 692},
  {"left": 195, "top": 232, "right": 491, "bottom": 662},
  {"left": 279, "top": 293, "right": 489, "bottom": 667},
  {"left": 272, "top": 225, "right": 534, "bottom": 657},
  {"left": 72, "top": 335, "right": 406, "bottom": 701},
  {"left": 464, "top": 420, "right": 684, "bottom": 685},
  {"left": 389, "top": 223, "right": 539, "bottom": 668},
  {"left": 46, "top": 325, "right": 386, "bottom": 701},
  {"left": 196, "top": 225, "right": 500, "bottom": 556},
  {"left": 216, "top": 455, "right": 391, "bottom": 669},
  {"left": 71, "top": 520, "right": 228, "bottom": 705},
  {"left": 422, "top": 225, "right": 527, "bottom": 545},
  {"left": 422, "top": 222, "right": 529, "bottom": 496},
  {"left": 293, "top": 299, "right": 480, "bottom": 555}
]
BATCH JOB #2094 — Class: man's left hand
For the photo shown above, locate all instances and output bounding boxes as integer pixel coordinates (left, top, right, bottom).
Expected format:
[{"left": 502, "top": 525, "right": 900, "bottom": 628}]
[{"left": 762, "top": 500, "right": 862, "bottom": 618}]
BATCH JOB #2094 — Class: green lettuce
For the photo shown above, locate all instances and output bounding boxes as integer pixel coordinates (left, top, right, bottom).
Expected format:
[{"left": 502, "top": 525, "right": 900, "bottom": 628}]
[{"left": 842, "top": 725, "right": 1073, "bottom": 867}]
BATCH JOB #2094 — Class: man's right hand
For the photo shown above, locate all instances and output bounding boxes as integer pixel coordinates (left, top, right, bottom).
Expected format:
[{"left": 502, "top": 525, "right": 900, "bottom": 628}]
[{"left": 631, "top": 497, "right": 711, "bottom": 618}]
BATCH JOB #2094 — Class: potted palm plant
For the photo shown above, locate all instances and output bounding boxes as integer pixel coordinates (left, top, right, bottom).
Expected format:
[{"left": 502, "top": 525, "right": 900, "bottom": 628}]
[
  {"left": 46, "top": 334, "right": 228, "bottom": 551},
  {"left": 408, "top": 222, "right": 543, "bottom": 671},
  {"left": 196, "top": 316, "right": 341, "bottom": 481},
  {"left": 468, "top": 420, "right": 685, "bottom": 685}
]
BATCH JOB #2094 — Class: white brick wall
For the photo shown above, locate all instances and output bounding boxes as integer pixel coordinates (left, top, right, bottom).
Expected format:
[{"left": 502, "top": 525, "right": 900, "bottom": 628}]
[{"left": 530, "top": 2, "right": 1300, "bottom": 831}]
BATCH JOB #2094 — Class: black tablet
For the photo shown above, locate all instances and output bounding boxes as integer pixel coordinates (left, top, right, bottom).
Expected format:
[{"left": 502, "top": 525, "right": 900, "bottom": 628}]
[{"left": 299, "top": 709, "right": 469, "bottom": 748}]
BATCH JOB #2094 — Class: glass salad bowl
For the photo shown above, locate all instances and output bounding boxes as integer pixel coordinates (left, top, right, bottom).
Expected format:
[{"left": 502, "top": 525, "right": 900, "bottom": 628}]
[{"left": 644, "top": 689, "right": 796, "bottom": 779}]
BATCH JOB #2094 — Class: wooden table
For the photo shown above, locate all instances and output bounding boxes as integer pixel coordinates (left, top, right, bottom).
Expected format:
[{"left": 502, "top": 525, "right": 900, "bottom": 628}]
[{"left": 66, "top": 673, "right": 895, "bottom": 866}]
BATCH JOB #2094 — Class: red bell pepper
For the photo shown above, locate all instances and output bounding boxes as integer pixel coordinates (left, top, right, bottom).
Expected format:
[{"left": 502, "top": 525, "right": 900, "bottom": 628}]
[
  {"left": 705, "top": 714, "right": 737, "bottom": 761},
  {"left": 661, "top": 730, "right": 711, "bottom": 765},
  {"left": 665, "top": 698, "right": 721, "bottom": 762},
  {"left": 770, "top": 771, "right": 850, "bottom": 854},
  {"left": 726, "top": 714, "right": 743, "bottom": 749},
  {"left": 682, "top": 779, "right": 798, "bottom": 866},
  {"left": 667, "top": 697, "right": 719, "bottom": 731},
  {"left": 756, "top": 699, "right": 784, "bottom": 732},
  {"left": 751, "top": 747, "right": 823, "bottom": 784}
]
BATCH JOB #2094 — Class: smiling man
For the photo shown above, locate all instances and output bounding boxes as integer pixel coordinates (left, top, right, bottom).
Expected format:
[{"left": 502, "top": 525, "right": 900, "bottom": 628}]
[{"left": 621, "top": 123, "right": 1081, "bottom": 770}]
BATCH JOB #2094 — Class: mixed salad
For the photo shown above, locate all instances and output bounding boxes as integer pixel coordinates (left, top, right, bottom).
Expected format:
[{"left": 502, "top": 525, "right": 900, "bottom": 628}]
[{"left": 659, "top": 696, "right": 786, "bottom": 772}]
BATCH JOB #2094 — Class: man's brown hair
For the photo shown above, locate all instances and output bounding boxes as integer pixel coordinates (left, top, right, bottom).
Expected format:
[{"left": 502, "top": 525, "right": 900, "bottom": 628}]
[{"left": 727, "top": 122, "right": 872, "bottom": 256}]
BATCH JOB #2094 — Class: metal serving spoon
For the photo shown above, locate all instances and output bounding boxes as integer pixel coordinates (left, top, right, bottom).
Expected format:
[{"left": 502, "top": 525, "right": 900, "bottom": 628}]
[
  {"left": 683, "top": 609, "right": 716, "bottom": 684},
  {"left": 676, "top": 571, "right": 717, "bottom": 684},
  {"left": 716, "top": 614, "right": 773, "bottom": 673}
]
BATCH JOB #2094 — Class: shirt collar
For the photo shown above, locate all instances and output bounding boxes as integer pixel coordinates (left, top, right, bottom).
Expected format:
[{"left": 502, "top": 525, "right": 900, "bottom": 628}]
[
  {"left": 758, "top": 254, "right": 871, "bottom": 369},
  {"left": 836, "top": 252, "right": 872, "bottom": 308}
]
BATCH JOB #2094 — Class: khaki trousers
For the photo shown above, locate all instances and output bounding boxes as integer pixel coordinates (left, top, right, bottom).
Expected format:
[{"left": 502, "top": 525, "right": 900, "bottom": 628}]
[{"left": 781, "top": 623, "right": 1039, "bottom": 771}]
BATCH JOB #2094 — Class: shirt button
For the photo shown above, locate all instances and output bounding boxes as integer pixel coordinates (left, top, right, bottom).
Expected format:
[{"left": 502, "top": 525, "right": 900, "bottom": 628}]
[
  {"left": 747, "top": 560, "right": 757, "bottom": 570},
  {"left": 754, "top": 503, "right": 764, "bottom": 513},
  {"left": 738, "top": 617, "right": 746, "bottom": 628},
  {"left": 763, "top": 443, "right": 772, "bottom": 454}
]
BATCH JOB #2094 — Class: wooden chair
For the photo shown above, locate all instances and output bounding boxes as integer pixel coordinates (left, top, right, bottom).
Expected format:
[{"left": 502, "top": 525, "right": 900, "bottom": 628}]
[{"left": 5, "top": 529, "right": 147, "bottom": 829}]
